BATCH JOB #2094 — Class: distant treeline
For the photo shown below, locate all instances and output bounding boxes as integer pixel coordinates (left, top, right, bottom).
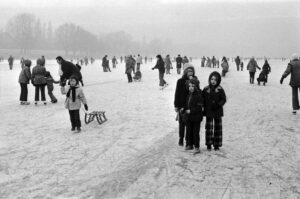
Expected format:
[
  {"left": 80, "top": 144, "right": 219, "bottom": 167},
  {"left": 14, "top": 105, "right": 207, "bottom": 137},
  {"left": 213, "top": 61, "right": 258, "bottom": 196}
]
[{"left": 0, "top": 13, "right": 174, "bottom": 58}]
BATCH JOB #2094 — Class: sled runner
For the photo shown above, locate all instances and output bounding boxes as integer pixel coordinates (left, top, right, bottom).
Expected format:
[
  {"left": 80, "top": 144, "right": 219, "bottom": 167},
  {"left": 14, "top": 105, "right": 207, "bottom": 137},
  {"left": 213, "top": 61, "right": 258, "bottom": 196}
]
[{"left": 84, "top": 111, "right": 107, "bottom": 125}]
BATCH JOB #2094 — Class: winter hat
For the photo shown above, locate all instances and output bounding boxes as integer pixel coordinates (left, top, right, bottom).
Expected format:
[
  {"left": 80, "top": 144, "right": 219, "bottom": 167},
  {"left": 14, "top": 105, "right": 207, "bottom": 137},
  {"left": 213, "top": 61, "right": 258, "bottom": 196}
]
[
  {"left": 291, "top": 53, "right": 299, "bottom": 61},
  {"left": 23, "top": 59, "right": 32, "bottom": 67},
  {"left": 69, "top": 75, "right": 79, "bottom": 85},
  {"left": 36, "top": 58, "right": 44, "bottom": 66},
  {"left": 208, "top": 71, "right": 221, "bottom": 87},
  {"left": 186, "top": 77, "right": 200, "bottom": 91},
  {"left": 183, "top": 63, "right": 193, "bottom": 71},
  {"left": 183, "top": 65, "right": 195, "bottom": 75}
]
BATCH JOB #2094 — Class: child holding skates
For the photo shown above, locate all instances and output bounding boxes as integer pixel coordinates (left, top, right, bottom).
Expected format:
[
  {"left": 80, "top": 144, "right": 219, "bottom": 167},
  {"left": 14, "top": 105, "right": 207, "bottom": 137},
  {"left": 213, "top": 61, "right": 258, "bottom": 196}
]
[
  {"left": 61, "top": 75, "right": 88, "bottom": 133},
  {"left": 203, "top": 71, "right": 226, "bottom": 151}
]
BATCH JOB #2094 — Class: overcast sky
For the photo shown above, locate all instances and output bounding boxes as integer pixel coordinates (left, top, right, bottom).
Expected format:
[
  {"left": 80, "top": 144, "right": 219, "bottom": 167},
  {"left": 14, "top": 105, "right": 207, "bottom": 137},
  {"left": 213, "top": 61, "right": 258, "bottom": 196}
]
[{"left": 0, "top": 0, "right": 299, "bottom": 56}]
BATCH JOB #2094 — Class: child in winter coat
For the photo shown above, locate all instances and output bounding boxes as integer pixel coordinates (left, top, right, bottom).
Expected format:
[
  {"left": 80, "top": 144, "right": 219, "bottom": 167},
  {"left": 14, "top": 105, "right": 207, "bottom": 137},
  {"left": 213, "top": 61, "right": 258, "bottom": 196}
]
[
  {"left": 183, "top": 78, "right": 204, "bottom": 154},
  {"left": 45, "top": 71, "right": 60, "bottom": 103},
  {"left": 61, "top": 75, "right": 88, "bottom": 133},
  {"left": 18, "top": 59, "right": 32, "bottom": 105},
  {"left": 203, "top": 71, "right": 226, "bottom": 151}
]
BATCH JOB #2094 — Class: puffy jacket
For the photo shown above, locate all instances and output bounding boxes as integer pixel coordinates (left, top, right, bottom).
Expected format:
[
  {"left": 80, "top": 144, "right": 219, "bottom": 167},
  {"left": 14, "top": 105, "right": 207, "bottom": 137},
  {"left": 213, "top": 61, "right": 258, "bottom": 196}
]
[
  {"left": 247, "top": 59, "right": 260, "bottom": 72},
  {"left": 18, "top": 66, "right": 31, "bottom": 84},
  {"left": 153, "top": 59, "right": 165, "bottom": 73},
  {"left": 61, "top": 85, "right": 87, "bottom": 110},
  {"left": 32, "top": 65, "right": 47, "bottom": 85},
  {"left": 282, "top": 59, "right": 300, "bottom": 87}
]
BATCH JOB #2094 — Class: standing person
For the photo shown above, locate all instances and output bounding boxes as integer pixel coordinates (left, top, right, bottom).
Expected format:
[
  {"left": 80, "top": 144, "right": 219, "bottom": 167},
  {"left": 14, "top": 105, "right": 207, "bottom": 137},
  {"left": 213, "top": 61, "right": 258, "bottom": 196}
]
[
  {"left": 45, "top": 71, "right": 60, "bottom": 103},
  {"left": 240, "top": 61, "right": 244, "bottom": 71},
  {"left": 182, "top": 56, "right": 189, "bottom": 65},
  {"left": 176, "top": 55, "right": 183, "bottom": 74},
  {"left": 262, "top": 58, "right": 271, "bottom": 83},
  {"left": 136, "top": 54, "right": 143, "bottom": 71},
  {"left": 125, "top": 56, "right": 134, "bottom": 83},
  {"left": 18, "top": 59, "right": 32, "bottom": 105},
  {"left": 152, "top": 54, "right": 168, "bottom": 89},
  {"left": 102, "top": 55, "right": 111, "bottom": 72},
  {"left": 174, "top": 66, "right": 198, "bottom": 146},
  {"left": 145, "top": 56, "right": 148, "bottom": 64},
  {"left": 212, "top": 56, "right": 217, "bottom": 68},
  {"left": 201, "top": 56, "right": 206, "bottom": 67},
  {"left": 165, "top": 54, "right": 172, "bottom": 74},
  {"left": 235, "top": 56, "right": 241, "bottom": 71},
  {"left": 20, "top": 57, "right": 25, "bottom": 69},
  {"left": 61, "top": 75, "right": 88, "bottom": 132},
  {"left": 112, "top": 56, "right": 118, "bottom": 69},
  {"left": 247, "top": 57, "right": 261, "bottom": 84},
  {"left": 120, "top": 56, "right": 123, "bottom": 63},
  {"left": 41, "top": 55, "right": 46, "bottom": 66},
  {"left": 32, "top": 58, "right": 47, "bottom": 105},
  {"left": 183, "top": 78, "right": 204, "bottom": 153},
  {"left": 280, "top": 53, "right": 300, "bottom": 114},
  {"left": 203, "top": 71, "right": 227, "bottom": 151},
  {"left": 221, "top": 56, "right": 229, "bottom": 77},
  {"left": 8, "top": 55, "right": 14, "bottom": 70}
]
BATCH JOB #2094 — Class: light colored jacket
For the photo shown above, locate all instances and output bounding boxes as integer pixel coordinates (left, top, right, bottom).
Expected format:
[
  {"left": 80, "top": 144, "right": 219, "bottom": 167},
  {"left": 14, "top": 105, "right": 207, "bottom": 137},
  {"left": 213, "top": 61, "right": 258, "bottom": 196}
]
[
  {"left": 18, "top": 66, "right": 31, "bottom": 84},
  {"left": 136, "top": 56, "right": 143, "bottom": 64},
  {"left": 61, "top": 85, "right": 87, "bottom": 110}
]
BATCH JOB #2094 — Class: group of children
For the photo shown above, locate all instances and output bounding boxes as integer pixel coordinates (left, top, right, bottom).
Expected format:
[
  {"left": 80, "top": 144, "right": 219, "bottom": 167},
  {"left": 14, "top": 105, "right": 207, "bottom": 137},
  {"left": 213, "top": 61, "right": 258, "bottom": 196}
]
[{"left": 175, "top": 66, "right": 226, "bottom": 154}]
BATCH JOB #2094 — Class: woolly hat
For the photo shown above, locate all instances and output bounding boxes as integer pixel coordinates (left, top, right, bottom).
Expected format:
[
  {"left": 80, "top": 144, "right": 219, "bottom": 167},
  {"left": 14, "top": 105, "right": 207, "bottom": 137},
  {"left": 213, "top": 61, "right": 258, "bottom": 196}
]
[
  {"left": 36, "top": 58, "right": 44, "bottom": 66},
  {"left": 69, "top": 75, "right": 79, "bottom": 84},
  {"left": 23, "top": 59, "right": 32, "bottom": 67}
]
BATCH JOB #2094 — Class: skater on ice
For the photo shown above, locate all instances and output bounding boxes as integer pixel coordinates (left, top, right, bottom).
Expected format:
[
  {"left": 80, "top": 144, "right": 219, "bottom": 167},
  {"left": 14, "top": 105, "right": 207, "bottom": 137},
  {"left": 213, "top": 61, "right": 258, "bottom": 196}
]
[
  {"left": 18, "top": 59, "right": 32, "bottom": 105},
  {"left": 152, "top": 54, "right": 168, "bottom": 89},
  {"left": 32, "top": 58, "right": 47, "bottom": 105}
]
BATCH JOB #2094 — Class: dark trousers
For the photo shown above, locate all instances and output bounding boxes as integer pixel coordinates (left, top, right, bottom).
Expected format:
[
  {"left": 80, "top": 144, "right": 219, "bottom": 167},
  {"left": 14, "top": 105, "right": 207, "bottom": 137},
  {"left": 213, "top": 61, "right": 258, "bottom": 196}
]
[
  {"left": 35, "top": 85, "right": 46, "bottom": 101},
  {"left": 159, "top": 72, "right": 166, "bottom": 86},
  {"left": 292, "top": 86, "right": 300, "bottom": 110},
  {"left": 249, "top": 72, "right": 255, "bottom": 84},
  {"left": 20, "top": 83, "right": 28, "bottom": 101},
  {"left": 205, "top": 117, "right": 223, "bottom": 147},
  {"left": 136, "top": 63, "right": 140, "bottom": 71},
  {"left": 47, "top": 86, "right": 57, "bottom": 102},
  {"left": 127, "top": 73, "right": 132, "bottom": 82},
  {"left": 186, "top": 120, "right": 201, "bottom": 148},
  {"left": 178, "top": 113, "right": 186, "bottom": 143},
  {"left": 69, "top": 110, "right": 81, "bottom": 128}
]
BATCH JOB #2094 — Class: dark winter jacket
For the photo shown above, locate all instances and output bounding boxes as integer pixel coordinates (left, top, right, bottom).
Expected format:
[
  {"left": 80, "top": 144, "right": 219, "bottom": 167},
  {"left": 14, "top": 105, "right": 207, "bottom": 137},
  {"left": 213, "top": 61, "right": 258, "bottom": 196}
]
[
  {"left": 176, "top": 56, "right": 183, "bottom": 68},
  {"left": 235, "top": 56, "right": 241, "bottom": 65},
  {"left": 247, "top": 58, "right": 260, "bottom": 72},
  {"left": 221, "top": 61, "right": 229, "bottom": 72},
  {"left": 125, "top": 57, "right": 135, "bottom": 74},
  {"left": 174, "top": 66, "right": 197, "bottom": 109},
  {"left": 184, "top": 90, "right": 204, "bottom": 122},
  {"left": 18, "top": 66, "right": 31, "bottom": 84},
  {"left": 282, "top": 58, "right": 300, "bottom": 87},
  {"left": 153, "top": 59, "right": 165, "bottom": 73},
  {"left": 203, "top": 71, "right": 226, "bottom": 118},
  {"left": 32, "top": 65, "right": 47, "bottom": 85},
  {"left": 46, "top": 75, "right": 59, "bottom": 91},
  {"left": 262, "top": 61, "right": 271, "bottom": 74},
  {"left": 60, "top": 59, "right": 82, "bottom": 83}
]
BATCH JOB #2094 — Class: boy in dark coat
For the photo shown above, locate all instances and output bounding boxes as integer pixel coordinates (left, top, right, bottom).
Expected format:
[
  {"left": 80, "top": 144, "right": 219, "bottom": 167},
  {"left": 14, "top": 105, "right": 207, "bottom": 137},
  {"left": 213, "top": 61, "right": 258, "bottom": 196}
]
[
  {"left": 45, "top": 71, "right": 60, "bottom": 103},
  {"left": 183, "top": 78, "right": 204, "bottom": 153},
  {"left": 203, "top": 71, "right": 226, "bottom": 151},
  {"left": 174, "top": 66, "right": 198, "bottom": 146}
]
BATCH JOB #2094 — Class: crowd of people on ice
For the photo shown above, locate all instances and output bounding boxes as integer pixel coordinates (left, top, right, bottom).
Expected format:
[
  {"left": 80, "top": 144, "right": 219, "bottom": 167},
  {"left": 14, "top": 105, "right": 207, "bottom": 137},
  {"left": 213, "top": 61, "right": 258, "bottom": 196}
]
[{"left": 4, "top": 52, "right": 300, "bottom": 149}]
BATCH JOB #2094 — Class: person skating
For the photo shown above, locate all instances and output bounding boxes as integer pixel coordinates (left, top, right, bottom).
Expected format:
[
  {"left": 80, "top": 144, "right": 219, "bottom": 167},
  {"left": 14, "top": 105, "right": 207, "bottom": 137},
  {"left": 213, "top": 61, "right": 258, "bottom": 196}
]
[
  {"left": 136, "top": 54, "right": 143, "bottom": 71},
  {"left": 176, "top": 55, "right": 183, "bottom": 74},
  {"left": 203, "top": 71, "right": 226, "bottom": 151},
  {"left": 165, "top": 55, "right": 172, "bottom": 74},
  {"left": 247, "top": 57, "right": 261, "bottom": 84},
  {"left": 8, "top": 55, "right": 14, "bottom": 70},
  {"left": 61, "top": 75, "right": 88, "bottom": 133},
  {"left": 221, "top": 57, "right": 229, "bottom": 77},
  {"left": 45, "top": 71, "right": 60, "bottom": 103},
  {"left": 32, "top": 58, "right": 48, "bottom": 105},
  {"left": 280, "top": 53, "right": 300, "bottom": 114},
  {"left": 18, "top": 59, "right": 32, "bottom": 105},
  {"left": 174, "top": 66, "right": 198, "bottom": 146},
  {"left": 152, "top": 54, "right": 168, "bottom": 89},
  {"left": 112, "top": 56, "right": 118, "bottom": 69},
  {"left": 125, "top": 56, "right": 134, "bottom": 83},
  {"left": 183, "top": 78, "right": 204, "bottom": 154},
  {"left": 235, "top": 56, "right": 241, "bottom": 71}
]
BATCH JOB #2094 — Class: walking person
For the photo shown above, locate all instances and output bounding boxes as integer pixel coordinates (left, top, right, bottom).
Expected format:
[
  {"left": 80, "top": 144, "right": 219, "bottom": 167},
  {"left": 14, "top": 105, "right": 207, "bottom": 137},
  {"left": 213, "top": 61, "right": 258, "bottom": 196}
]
[
  {"left": 201, "top": 56, "right": 206, "bottom": 67},
  {"left": 165, "top": 54, "right": 172, "bottom": 74},
  {"left": 32, "top": 58, "right": 47, "bottom": 105},
  {"left": 203, "top": 71, "right": 227, "bottom": 151},
  {"left": 125, "top": 56, "right": 134, "bottom": 83},
  {"left": 112, "top": 56, "right": 118, "bottom": 69},
  {"left": 247, "top": 57, "right": 261, "bottom": 84},
  {"left": 8, "top": 55, "right": 14, "bottom": 70},
  {"left": 235, "top": 56, "right": 241, "bottom": 71},
  {"left": 152, "top": 55, "right": 168, "bottom": 89},
  {"left": 136, "top": 54, "right": 143, "bottom": 71},
  {"left": 221, "top": 57, "right": 229, "bottom": 77},
  {"left": 18, "top": 59, "right": 32, "bottom": 105},
  {"left": 184, "top": 78, "right": 204, "bottom": 154},
  {"left": 174, "top": 66, "right": 198, "bottom": 146},
  {"left": 61, "top": 75, "right": 88, "bottom": 133},
  {"left": 176, "top": 55, "right": 183, "bottom": 74},
  {"left": 280, "top": 53, "right": 300, "bottom": 114}
]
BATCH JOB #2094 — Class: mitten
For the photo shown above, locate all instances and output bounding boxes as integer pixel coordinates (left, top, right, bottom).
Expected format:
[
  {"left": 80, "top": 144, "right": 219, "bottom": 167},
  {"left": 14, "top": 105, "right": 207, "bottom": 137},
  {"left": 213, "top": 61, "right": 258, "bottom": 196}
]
[{"left": 84, "top": 104, "right": 88, "bottom": 111}]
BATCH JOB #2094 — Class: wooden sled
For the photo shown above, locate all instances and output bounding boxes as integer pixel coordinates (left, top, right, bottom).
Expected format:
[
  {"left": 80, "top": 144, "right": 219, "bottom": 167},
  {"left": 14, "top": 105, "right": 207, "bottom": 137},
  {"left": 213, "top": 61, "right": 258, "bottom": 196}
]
[{"left": 84, "top": 111, "right": 107, "bottom": 125}]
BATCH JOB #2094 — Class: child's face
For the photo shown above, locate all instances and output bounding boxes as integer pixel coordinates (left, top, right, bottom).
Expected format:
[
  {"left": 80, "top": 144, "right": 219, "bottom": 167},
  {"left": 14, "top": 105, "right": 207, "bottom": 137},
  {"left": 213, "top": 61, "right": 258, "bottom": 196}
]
[
  {"left": 210, "top": 76, "right": 217, "bottom": 86},
  {"left": 189, "top": 83, "right": 195, "bottom": 92},
  {"left": 70, "top": 79, "right": 77, "bottom": 86}
]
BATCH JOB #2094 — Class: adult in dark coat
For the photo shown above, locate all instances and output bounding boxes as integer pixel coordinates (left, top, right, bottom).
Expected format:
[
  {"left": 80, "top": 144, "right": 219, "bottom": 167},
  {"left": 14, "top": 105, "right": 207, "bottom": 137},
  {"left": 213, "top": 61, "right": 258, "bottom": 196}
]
[
  {"left": 203, "top": 71, "right": 226, "bottom": 150},
  {"left": 56, "top": 56, "right": 83, "bottom": 86},
  {"left": 280, "top": 53, "right": 300, "bottom": 114},
  {"left": 174, "top": 66, "right": 198, "bottom": 146},
  {"left": 152, "top": 54, "right": 167, "bottom": 88},
  {"left": 257, "top": 59, "right": 271, "bottom": 85},
  {"left": 235, "top": 56, "right": 241, "bottom": 71},
  {"left": 176, "top": 55, "right": 183, "bottom": 74},
  {"left": 102, "top": 55, "right": 111, "bottom": 72}
]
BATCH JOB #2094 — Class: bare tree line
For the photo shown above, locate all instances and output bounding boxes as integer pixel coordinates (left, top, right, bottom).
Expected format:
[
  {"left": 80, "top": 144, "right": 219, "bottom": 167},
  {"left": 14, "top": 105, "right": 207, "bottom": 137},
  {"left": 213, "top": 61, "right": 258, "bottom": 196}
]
[{"left": 0, "top": 13, "right": 174, "bottom": 57}]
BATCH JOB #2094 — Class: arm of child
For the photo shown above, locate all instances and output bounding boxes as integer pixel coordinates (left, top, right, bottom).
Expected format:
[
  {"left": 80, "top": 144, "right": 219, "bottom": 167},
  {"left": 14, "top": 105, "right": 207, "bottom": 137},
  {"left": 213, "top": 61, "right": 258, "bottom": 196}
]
[
  {"left": 78, "top": 88, "right": 87, "bottom": 106},
  {"left": 60, "top": 85, "right": 69, "bottom": 95}
]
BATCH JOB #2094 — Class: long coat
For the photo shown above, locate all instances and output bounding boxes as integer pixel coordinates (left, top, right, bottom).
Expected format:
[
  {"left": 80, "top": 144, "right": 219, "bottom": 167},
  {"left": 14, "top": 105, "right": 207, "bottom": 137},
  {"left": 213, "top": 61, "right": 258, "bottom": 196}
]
[
  {"left": 282, "top": 58, "right": 300, "bottom": 87},
  {"left": 60, "top": 59, "right": 82, "bottom": 83},
  {"left": 18, "top": 66, "right": 31, "bottom": 84},
  {"left": 61, "top": 85, "right": 87, "bottom": 110}
]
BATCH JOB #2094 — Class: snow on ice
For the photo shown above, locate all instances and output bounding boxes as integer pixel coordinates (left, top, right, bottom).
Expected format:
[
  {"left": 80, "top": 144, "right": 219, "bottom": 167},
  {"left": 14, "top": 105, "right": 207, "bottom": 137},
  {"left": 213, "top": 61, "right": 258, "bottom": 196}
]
[{"left": 0, "top": 58, "right": 299, "bottom": 199}]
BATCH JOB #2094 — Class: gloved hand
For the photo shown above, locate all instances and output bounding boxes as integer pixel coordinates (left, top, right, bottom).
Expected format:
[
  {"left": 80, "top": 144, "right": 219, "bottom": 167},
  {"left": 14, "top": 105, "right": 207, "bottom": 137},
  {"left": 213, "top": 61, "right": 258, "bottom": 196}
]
[
  {"left": 280, "top": 76, "right": 284, "bottom": 84},
  {"left": 84, "top": 104, "right": 88, "bottom": 111},
  {"left": 152, "top": 68, "right": 155, "bottom": 70}
]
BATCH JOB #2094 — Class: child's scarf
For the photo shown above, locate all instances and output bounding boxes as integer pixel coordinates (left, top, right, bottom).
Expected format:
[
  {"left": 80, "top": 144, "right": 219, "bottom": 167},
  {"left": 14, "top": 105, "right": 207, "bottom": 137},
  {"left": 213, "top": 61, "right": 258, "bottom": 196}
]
[{"left": 66, "top": 86, "right": 77, "bottom": 102}]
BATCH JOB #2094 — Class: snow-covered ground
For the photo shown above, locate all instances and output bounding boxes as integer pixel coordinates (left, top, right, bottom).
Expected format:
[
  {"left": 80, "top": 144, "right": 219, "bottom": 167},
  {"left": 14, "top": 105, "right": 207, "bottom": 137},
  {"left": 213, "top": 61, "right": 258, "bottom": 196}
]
[{"left": 0, "top": 58, "right": 299, "bottom": 199}]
